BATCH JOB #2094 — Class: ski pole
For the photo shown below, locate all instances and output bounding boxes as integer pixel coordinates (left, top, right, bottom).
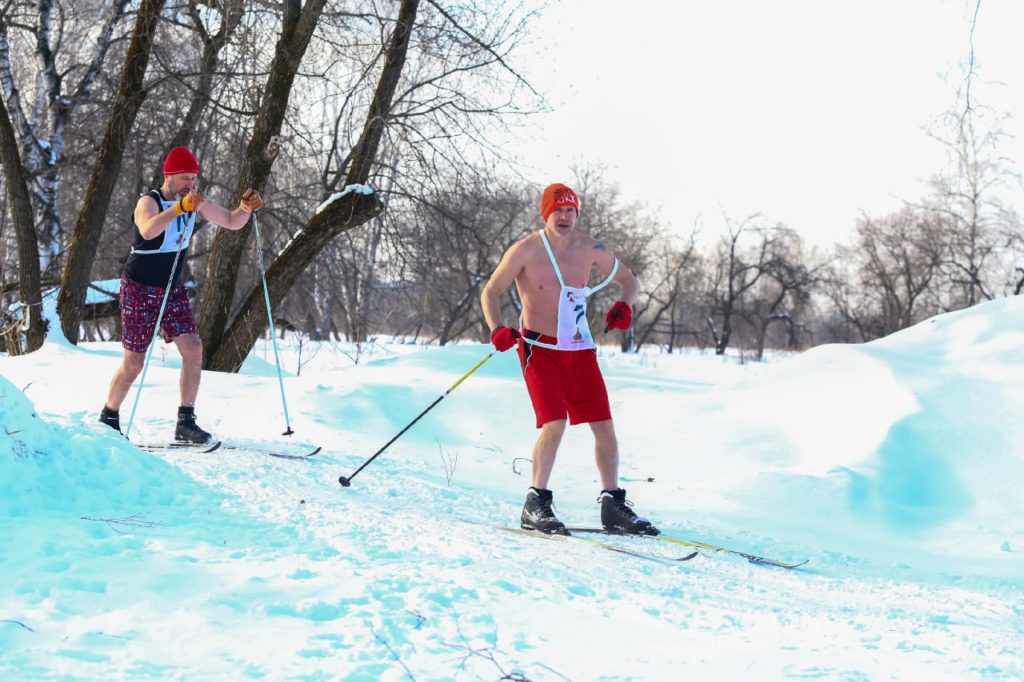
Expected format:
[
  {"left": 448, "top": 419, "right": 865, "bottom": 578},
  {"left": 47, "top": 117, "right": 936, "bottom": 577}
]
[
  {"left": 124, "top": 218, "right": 189, "bottom": 440},
  {"left": 338, "top": 351, "right": 494, "bottom": 488},
  {"left": 251, "top": 209, "right": 294, "bottom": 436}
]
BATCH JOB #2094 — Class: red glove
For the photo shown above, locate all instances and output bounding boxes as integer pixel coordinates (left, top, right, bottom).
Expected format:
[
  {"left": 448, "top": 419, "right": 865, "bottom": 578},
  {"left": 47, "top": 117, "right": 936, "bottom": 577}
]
[
  {"left": 490, "top": 326, "right": 520, "bottom": 352},
  {"left": 604, "top": 301, "right": 632, "bottom": 331}
]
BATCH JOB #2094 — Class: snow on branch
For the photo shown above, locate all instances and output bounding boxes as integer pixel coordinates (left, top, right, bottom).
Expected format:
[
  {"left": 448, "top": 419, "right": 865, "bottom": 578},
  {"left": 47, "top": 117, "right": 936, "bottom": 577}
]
[{"left": 315, "top": 184, "right": 375, "bottom": 215}]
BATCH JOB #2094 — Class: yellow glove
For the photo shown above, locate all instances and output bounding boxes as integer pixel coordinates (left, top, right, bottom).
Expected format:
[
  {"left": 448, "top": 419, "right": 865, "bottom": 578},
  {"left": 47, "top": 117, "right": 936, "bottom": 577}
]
[
  {"left": 240, "top": 188, "right": 263, "bottom": 212},
  {"left": 175, "top": 190, "right": 204, "bottom": 214}
]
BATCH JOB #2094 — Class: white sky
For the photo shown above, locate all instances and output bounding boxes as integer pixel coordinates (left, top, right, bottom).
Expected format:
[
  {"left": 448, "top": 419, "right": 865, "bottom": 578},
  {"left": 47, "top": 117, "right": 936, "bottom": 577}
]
[{"left": 511, "top": 0, "right": 1024, "bottom": 246}]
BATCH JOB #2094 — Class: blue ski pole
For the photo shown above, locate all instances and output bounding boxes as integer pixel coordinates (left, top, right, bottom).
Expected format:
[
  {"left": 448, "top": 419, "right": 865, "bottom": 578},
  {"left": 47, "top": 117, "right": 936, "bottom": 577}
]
[{"left": 251, "top": 210, "right": 294, "bottom": 436}]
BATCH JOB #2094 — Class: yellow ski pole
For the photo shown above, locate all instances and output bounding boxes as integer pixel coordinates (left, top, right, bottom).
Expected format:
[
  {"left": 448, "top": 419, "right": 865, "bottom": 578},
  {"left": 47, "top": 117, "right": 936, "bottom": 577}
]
[{"left": 338, "top": 352, "right": 494, "bottom": 487}]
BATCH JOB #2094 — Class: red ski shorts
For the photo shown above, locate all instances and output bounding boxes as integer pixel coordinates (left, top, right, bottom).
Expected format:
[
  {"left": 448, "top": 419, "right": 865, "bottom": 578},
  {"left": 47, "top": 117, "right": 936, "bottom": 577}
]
[
  {"left": 516, "top": 330, "right": 612, "bottom": 428},
  {"left": 119, "top": 276, "right": 197, "bottom": 353}
]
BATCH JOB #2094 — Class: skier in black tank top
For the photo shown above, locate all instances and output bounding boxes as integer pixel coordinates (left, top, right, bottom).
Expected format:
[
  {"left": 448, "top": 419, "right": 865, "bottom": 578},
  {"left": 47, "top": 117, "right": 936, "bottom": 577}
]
[{"left": 98, "top": 146, "right": 263, "bottom": 443}]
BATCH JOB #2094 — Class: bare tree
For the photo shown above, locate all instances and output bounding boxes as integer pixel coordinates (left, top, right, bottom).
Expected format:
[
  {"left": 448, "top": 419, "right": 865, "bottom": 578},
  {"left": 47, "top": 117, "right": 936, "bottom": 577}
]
[
  {"left": 201, "top": 0, "right": 543, "bottom": 370},
  {"left": 398, "top": 175, "right": 531, "bottom": 345},
  {"left": 827, "top": 209, "right": 944, "bottom": 341},
  {"left": 196, "top": 0, "right": 330, "bottom": 367},
  {"left": 924, "top": 98, "right": 1018, "bottom": 307},
  {"left": 919, "top": 0, "right": 1023, "bottom": 307},
  {"left": 306, "top": 0, "right": 543, "bottom": 347},
  {"left": 746, "top": 228, "right": 822, "bottom": 360},
  {"left": 145, "top": 0, "right": 245, "bottom": 189},
  {"left": 705, "top": 214, "right": 770, "bottom": 356},
  {"left": 329, "top": 129, "right": 412, "bottom": 345},
  {"left": 56, "top": 0, "right": 166, "bottom": 343},
  {"left": 0, "top": 90, "right": 44, "bottom": 351},
  {"left": 0, "top": 0, "right": 131, "bottom": 275},
  {"left": 203, "top": 0, "right": 418, "bottom": 372},
  {"left": 632, "top": 229, "right": 703, "bottom": 352}
]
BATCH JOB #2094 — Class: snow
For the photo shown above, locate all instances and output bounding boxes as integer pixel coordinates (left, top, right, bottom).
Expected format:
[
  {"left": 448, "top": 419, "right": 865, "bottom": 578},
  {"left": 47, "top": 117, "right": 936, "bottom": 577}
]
[
  {"left": 1, "top": 298, "right": 1022, "bottom": 679},
  {"left": 315, "top": 184, "right": 375, "bottom": 215},
  {"left": 84, "top": 279, "right": 120, "bottom": 305}
]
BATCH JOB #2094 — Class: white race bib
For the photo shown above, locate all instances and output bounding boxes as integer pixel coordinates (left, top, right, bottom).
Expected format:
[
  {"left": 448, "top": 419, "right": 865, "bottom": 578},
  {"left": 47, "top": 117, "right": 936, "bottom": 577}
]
[{"left": 524, "top": 231, "right": 617, "bottom": 351}]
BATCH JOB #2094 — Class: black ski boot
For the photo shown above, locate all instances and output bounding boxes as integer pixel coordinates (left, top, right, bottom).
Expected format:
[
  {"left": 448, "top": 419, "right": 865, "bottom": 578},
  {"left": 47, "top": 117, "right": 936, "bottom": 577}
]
[
  {"left": 99, "top": 406, "right": 122, "bottom": 434},
  {"left": 175, "top": 406, "right": 212, "bottom": 444},
  {"left": 599, "top": 488, "right": 660, "bottom": 535},
  {"left": 521, "top": 487, "right": 569, "bottom": 535}
]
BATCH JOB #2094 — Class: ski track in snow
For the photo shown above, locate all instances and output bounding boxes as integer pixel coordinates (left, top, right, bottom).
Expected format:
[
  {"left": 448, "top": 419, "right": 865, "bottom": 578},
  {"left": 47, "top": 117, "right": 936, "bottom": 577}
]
[
  {"left": 9, "top": 444, "right": 1011, "bottom": 680},
  {"left": 3, "top": 302, "right": 1024, "bottom": 679}
]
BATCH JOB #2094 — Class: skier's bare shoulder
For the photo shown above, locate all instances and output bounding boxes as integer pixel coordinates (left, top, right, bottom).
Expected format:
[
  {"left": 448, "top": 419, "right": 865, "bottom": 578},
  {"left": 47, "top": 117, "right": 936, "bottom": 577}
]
[
  {"left": 512, "top": 232, "right": 560, "bottom": 290},
  {"left": 544, "top": 229, "right": 615, "bottom": 287}
]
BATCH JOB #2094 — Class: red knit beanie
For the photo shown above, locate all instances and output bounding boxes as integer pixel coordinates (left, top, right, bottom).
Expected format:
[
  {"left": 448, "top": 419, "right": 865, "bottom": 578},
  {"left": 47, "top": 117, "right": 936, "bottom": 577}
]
[
  {"left": 540, "top": 183, "right": 579, "bottom": 222},
  {"left": 163, "top": 146, "right": 200, "bottom": 176}
]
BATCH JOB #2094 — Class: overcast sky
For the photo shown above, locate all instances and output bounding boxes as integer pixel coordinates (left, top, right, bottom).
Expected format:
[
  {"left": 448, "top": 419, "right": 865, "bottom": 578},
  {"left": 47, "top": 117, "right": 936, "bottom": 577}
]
[{"left": 509, "top": 0, "right": 1023, "bottom": 247}]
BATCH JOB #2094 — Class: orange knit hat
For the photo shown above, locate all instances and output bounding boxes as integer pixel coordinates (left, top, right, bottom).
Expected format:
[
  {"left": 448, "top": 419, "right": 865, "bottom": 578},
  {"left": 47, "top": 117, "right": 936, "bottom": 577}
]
[
  {"left": 163, "top": 146, "right": 200, "bottom": 176},
  {"left": 540, "top": 183, "right": 580, "bottom": 221}
]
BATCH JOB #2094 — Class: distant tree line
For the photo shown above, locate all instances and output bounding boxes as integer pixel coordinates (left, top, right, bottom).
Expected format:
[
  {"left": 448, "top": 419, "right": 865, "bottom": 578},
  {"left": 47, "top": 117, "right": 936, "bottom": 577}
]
[{"left": 1, "top": 1, "right": 1020, "bottom": 362}]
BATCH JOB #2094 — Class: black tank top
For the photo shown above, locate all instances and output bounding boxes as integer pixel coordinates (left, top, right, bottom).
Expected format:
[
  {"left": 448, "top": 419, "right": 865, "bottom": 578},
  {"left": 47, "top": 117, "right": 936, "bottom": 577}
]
[{"left": 123, "top": 189, "right": 200, "bottom": 287}]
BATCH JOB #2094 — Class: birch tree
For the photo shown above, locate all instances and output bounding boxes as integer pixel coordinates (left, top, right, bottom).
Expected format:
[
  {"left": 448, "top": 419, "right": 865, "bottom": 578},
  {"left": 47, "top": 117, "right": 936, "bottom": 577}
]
[
  {"left": 0, "top": 0, "right": 131, "bottom": 274},
  {"left": 916, "top": 0, "right": 1024, "bottom": 307}
]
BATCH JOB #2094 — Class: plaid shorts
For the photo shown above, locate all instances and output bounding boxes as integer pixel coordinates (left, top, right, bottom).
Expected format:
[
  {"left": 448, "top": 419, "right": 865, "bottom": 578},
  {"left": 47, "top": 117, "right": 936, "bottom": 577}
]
[{"left": 119, "top": 275, "right": 197, "bottom": 353}]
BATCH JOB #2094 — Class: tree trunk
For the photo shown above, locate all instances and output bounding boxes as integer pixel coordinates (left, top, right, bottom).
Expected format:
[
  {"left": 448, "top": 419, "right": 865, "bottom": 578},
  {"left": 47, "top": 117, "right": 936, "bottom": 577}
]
[
  {"left": 55, "top": 0, "right": 166, "bottom": 344},
  {"left": 196, "top": 0, "right": 328, "bottom": 366},
  {"left": 208, "top": 193, "right": 383, "bottom": 370},
  {"left": 205, "top": 0, "right": 419, "bottom": 372},
  {"left": 0, "top": 94, "right": 45, "bottom": 352},
  {"left": 349, "top": 214, "right": 385, "bottom": 344},
  {"left": 716, "top": 306, "right": 733, "bottom": 355}
]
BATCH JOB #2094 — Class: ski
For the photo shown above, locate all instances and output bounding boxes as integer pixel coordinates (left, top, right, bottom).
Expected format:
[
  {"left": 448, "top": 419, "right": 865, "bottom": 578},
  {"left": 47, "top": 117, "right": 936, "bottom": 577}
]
[
  {"left": 135, "top": 440, "right": 223, "bottom": 454},
  {"left": 486, "top": 524, "right": 698, "bottom": 564},
  {"left": 219, "top": 444, "right": 322, "bottom": 459},
  {"left": 564, "top": 527, "right": 808, "bottom": 569},
  {"left": 134, "top": 441, "right": 322, "bottom": 459}
]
